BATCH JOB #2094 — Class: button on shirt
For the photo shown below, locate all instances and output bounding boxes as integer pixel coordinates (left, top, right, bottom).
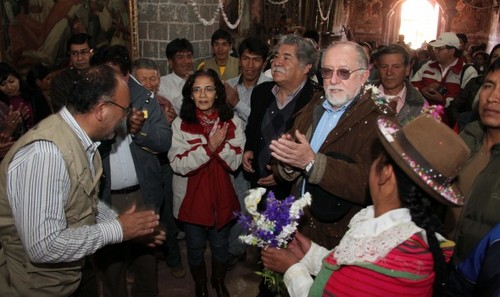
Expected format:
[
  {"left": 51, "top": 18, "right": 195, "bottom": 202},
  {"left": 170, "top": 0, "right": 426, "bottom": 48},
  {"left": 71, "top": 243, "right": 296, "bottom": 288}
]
[
  {"left": 109, "top": 123, "right": 139, "bottom": 190},
  {"left": 302, "top": 98, "right": 350, "bottom": 194},
  {"left": 310, "top": 98, "right": 350, "bottom": 152}
]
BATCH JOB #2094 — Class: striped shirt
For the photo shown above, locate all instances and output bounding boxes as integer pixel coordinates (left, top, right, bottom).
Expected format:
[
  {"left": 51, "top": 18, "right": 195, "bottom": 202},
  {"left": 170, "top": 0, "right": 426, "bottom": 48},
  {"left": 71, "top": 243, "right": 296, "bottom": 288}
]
[{"left": 6, "top": 107, "right": 123, "bottom": 263}]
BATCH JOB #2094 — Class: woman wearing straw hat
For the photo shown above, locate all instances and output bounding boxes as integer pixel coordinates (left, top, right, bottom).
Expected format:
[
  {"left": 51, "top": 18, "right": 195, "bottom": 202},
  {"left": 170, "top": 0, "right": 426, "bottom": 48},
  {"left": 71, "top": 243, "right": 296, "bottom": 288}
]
[{"left": 261, "top": 114, "right": 470, "bottom": 297}]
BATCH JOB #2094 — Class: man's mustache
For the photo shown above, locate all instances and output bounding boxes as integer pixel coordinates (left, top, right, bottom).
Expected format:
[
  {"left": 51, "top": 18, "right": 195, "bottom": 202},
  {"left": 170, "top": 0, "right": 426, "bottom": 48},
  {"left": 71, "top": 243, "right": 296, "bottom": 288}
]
[{"left": 272, "top": 67, "right": 286, "bottom": 74}]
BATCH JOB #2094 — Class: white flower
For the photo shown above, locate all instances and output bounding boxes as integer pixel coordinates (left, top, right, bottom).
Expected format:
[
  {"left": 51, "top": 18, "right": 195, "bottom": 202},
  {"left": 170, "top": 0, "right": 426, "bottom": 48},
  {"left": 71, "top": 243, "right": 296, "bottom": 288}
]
[
  {"left": 256, "top": 216, "right": 275, "bottom": 233},
  {"left": 244, "top": 187, "right": 266, "bottom": 217},
  {"left": 364, "top": 84, "right": 379, "bottom": 95},
  {"left": 239, "top": 234, "right": 258, "bottom": 246},
  {"left": 275, "top": 222, "right": 298, "bottom": 245},
  {"left": 289, "top": 192, "right": 312, "bottom": 219}
]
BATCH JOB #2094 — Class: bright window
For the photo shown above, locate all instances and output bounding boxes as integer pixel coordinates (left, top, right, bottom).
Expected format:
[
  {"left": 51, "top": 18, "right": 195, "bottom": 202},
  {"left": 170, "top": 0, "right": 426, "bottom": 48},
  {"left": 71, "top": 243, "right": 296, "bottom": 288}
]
[{"left": 399, "top": 0, "right": 439, "bottom": 49}]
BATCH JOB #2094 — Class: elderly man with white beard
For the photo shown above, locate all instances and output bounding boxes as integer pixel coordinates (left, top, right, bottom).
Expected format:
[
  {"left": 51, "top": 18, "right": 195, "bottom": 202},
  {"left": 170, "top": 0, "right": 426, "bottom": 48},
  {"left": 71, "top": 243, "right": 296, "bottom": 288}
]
[
  {"left": 243, "top": 34, "right": 322, "bottom": 199},
  {"left": 269, "top": 41, "right": 394, "bottom": 250}
]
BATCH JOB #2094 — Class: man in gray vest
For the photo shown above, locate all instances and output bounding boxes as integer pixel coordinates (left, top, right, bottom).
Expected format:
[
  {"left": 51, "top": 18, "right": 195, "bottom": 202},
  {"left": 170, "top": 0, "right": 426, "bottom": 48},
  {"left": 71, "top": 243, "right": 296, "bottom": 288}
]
[{"left": 0, "top": 65, "right": 164, "bottom": 297}]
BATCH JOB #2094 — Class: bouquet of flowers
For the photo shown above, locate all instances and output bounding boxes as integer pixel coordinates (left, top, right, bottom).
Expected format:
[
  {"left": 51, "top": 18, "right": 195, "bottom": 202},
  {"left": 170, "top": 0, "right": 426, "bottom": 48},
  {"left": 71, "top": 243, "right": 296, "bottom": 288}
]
[{"left": 237, "top": 188, "right": 312, "bottom": 296}]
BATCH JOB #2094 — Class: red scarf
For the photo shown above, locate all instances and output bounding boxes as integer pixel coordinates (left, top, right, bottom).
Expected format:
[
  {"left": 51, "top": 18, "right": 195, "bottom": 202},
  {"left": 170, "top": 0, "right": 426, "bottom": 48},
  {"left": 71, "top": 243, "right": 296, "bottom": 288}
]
[{"left": 196, "top": 109, "right": 219, "bottom": 134}]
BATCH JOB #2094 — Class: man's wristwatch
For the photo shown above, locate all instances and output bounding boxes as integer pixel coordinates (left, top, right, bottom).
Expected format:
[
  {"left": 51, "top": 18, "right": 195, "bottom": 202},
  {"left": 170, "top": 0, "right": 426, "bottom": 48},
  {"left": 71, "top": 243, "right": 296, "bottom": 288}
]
[{"left": 304, "top": 159, "right": 315, "bottom": 176}]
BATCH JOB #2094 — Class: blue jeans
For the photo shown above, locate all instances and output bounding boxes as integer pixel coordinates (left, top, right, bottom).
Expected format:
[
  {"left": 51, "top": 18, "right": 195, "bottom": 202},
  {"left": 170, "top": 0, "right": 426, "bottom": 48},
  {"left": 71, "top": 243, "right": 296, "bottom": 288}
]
[
  {"left": 160, "top": 164, "right": 182, "bottom": 268},
  {"left": 184, "top": 222, "right": 231, "bottom": 266}
]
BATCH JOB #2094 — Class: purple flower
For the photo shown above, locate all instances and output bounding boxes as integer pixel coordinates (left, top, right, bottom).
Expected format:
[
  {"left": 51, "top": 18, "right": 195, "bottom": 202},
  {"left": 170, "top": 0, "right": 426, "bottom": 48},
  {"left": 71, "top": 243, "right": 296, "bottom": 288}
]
[{"left": 237, "top": 189, "right": 311, "bottom": 248}]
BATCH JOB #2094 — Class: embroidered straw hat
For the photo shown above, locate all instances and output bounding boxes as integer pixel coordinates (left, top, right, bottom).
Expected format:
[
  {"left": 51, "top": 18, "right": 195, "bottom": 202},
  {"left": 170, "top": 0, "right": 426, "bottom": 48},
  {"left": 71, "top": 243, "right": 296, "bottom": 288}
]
[{"left": 376, "top": 114, "right": 470, "bottom": 206}]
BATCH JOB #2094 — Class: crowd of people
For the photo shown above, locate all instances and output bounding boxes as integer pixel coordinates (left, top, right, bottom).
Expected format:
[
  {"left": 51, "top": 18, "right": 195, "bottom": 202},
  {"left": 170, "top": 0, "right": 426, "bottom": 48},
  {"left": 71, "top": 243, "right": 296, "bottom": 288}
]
[{"left": 0, "top": 28, "right": 499, "bottom": 297}]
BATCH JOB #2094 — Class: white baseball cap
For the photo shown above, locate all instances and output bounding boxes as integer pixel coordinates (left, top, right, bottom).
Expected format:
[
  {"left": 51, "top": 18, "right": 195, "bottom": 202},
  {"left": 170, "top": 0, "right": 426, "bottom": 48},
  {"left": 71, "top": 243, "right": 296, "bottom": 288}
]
[{"left": 429, "top": 32, "right": 461, "bottom": 49}]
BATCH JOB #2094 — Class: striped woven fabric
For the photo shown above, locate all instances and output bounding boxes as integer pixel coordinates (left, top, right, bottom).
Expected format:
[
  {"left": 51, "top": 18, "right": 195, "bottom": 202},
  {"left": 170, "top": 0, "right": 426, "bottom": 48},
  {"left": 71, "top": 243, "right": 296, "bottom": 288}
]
[{"left": 309, "top": 233, "right": 454, "bottom": 297}]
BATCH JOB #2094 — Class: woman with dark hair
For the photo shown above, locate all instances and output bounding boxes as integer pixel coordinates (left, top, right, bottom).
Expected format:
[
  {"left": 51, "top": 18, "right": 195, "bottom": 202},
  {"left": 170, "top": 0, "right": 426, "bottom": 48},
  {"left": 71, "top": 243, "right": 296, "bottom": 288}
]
[
  {"left": 472, "top": 51, "right": 490, "bottom": 75},
  {"left": 261, "top": 115, "right": 470, "bottom": 297},
  {"left": 26, "top": 63, "right": 54, "bottom": 114},
  {"left": 0, "top": 63, "right": 32, "bottom": 140},
  {"left": 168, "top": 69, "right": 245, "bottom": 297}
]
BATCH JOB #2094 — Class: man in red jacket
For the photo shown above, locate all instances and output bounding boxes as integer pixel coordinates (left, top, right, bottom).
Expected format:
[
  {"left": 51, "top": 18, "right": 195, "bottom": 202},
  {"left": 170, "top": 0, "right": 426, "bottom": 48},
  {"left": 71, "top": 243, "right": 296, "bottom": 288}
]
[{"left": 411, "top": 32, "right": 477, "bottom": 126}]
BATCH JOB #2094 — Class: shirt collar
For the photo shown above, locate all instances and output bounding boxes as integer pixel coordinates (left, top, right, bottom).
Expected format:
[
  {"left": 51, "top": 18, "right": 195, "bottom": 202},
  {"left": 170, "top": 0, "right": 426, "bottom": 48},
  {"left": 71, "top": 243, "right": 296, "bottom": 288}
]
[
  {"left": 322, "top": 96, "right": 351, "bottom": 113},
  {"left": 237, "top": 72, "right": 269, "bottom": 88},
  {"left": 271, "top": 79, "right": 307, "bottom": 100},
  {"left": 60, "top": 107, "right": 100, "bottom": 155},
  {"left": 379, "top": 84, "right": 407, "bottom": 100},
  {"left": 172, "top": 71, "right": 187, "bottom": 82},
  {"left": 440, "top": 57, "right": 459, "bottom": 75}
]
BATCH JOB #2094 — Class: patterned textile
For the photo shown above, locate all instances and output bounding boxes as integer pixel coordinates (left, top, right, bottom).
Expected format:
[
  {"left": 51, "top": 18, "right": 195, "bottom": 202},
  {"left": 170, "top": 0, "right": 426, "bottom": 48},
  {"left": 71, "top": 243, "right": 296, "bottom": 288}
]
[{"left": 311, "top": 233, "right": 454, "bottom": 297}]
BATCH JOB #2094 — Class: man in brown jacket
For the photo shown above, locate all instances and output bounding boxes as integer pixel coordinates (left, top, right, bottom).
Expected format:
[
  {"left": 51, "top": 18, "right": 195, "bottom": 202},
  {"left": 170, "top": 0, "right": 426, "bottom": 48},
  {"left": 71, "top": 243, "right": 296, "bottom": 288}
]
[{"left": 270, "top": 41, "right": 393, "bottom": 249}]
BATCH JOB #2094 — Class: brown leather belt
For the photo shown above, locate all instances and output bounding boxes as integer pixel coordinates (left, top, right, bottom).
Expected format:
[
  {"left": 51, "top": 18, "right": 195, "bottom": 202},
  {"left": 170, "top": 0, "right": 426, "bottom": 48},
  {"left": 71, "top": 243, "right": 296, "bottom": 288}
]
[{"left": 110, "top": 184, "right": 140, "bottom": 195}]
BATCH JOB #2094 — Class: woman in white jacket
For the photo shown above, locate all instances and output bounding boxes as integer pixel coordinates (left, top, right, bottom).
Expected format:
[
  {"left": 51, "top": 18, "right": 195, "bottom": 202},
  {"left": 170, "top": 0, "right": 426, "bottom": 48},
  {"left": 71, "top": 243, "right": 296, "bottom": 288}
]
[{"left": 168, "top": 69, "right": 245, "bottom": 297}]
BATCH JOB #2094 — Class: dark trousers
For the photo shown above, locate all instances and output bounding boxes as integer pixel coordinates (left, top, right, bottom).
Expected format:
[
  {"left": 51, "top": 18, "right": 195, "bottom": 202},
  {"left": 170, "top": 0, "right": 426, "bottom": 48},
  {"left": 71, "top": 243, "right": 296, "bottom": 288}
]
[
  {"left": 160, "top": 164, "right": 182, "bottom": 268},
  {"left": 71, "top": 257, "right": 98, "bottom": 297},
  {"left": 96, "top": 242, "right": 157, "bottom": 297},
  {"left": 96, "top": 190, "right": 158, "bottom": 297}
]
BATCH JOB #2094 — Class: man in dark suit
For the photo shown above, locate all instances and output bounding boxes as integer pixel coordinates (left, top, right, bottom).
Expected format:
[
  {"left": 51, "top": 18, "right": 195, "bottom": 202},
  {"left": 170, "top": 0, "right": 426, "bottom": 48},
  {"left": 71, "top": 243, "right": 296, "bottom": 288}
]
[
  {"left": 243, "top": 34, "right": 321, "bottom": 199},
  {"left": 92, "top": 45, "right": 172, "bottom": 297}
]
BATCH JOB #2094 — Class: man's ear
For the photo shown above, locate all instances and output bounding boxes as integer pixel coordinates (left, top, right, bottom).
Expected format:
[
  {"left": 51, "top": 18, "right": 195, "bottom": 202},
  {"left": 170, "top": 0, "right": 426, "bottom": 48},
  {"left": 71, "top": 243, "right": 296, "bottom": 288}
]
[
  {"left": 404, "top": 65, "right": 411, "bottom": 77},
  {"left": 303, "top": 64, "right": 312, "bottom": 77},
  {"left": 95, "top": 101, "right": 106, "bottom": 121}
]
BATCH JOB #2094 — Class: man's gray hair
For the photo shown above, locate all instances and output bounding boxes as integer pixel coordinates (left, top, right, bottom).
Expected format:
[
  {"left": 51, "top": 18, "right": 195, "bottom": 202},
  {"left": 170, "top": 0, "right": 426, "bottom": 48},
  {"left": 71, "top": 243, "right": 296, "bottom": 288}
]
[
  {"left": 324, "top": 41, "right": 369, "bottom": 69},
  {"left": 132, "top": 58, "right": 160, "bottom": 76},
  {"left": 275, "top": 34, "right": 319, "bottom": 77}
]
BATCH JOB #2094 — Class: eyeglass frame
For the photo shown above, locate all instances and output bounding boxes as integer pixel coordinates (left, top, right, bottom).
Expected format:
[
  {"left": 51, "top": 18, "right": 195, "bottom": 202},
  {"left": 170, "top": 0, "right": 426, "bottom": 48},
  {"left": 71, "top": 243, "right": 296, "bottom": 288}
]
[
  {"left": 192, "top": 86, "right": 216, "bottom": 94},
  {"left": 69, "top": 48, "right": 93, "bottom": 57},
  {"left": 104, "top": 100, "right": 131, "bottom": 116},
  {"left": 320, "top": 67, "right": 366, "bottom": 80}
]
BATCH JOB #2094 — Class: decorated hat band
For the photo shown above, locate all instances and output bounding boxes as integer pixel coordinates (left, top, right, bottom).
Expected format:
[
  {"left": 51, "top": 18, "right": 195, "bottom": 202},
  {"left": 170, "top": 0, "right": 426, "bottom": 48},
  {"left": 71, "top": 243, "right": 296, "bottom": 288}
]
[
  {"left": 397, "top": 132, "right": 454, "bottom": 187},
  {"left": 376, "top": 115, "right": 470, "bottom": 206}
]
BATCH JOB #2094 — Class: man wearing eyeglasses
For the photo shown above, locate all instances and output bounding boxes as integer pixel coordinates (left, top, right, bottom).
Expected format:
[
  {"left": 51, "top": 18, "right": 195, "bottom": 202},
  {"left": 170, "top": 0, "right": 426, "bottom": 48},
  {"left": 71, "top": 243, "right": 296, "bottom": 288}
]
[
  {"left": 50, "top": 33, "right": 94, "bottom": 112},
  {"left": 92, "top": 45, "right": 171, "bottom": 297},
  {"left": 411, "top": 32, "right": 477, "bottom": 126},
  {"left": 0, "top": 65, "right": 164, "bottom": 297},
  {"left": 269, "top": 41, "right": 391, "bottom": 250}
]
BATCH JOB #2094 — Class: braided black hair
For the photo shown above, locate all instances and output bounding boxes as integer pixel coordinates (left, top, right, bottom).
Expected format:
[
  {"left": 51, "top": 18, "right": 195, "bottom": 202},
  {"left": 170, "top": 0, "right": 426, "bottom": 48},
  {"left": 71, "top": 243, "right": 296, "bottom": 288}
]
[{"left": 371, "top": 139, "right": 447, "bottom": 297}]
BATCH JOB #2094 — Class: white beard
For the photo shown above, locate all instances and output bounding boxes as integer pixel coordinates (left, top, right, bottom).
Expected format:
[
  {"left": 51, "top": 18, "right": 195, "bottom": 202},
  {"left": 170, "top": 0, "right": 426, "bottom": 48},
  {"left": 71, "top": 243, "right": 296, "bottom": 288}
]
[
  {"left": 324, "top": 86, "right": 362, "bottom": 108},
  {"left": 325, "top": 93, "right": 351, "bottom": 108}
]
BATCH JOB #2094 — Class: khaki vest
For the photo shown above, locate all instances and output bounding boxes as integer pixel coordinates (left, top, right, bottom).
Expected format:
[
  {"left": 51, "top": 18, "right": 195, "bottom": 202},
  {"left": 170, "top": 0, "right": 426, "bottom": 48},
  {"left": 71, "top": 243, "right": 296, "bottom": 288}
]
[
  {"left": 204, "top": 56, "right": 240, "bottom": 81},
  {"left": 0, "top": 113, "right": 102, "bottom": 297}
]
